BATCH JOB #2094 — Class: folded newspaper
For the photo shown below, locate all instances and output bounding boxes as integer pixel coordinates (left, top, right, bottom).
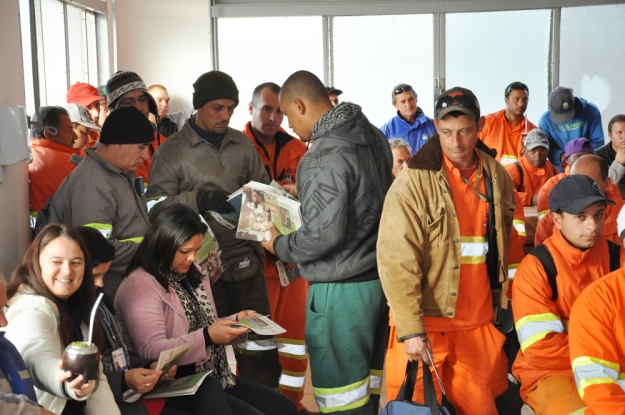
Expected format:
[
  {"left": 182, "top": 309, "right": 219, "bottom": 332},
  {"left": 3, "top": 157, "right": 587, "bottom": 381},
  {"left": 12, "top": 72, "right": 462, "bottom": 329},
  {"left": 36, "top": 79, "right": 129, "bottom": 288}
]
[
  {"left": 234, "top": 181, "right": 302, "bottom": 242},
  {"left": 198, "top": 216, "right": 226, "bottom": 284},
  {"left": 232, "top": 312, "right": 286, "bottom": 335},
  {"left": 144, "top": 371, "right": 211, "bottom": 399}
]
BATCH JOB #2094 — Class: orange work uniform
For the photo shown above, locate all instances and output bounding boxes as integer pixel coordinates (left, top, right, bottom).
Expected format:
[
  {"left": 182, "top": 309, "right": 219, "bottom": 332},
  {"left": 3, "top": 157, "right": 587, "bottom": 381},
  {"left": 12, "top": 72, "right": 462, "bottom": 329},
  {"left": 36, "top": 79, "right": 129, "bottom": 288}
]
[
  {"left": 84, "top": 129, "right": 99, "bottom": 149},
  {"left": 478, "top": 109, "right": 536, "bottom": 165},
  {"left": 569, "top": 268, "right": 625, "bottom": 415},
  {"left": 535, "top": 184, "right": 625, "bottom": 246},
  {"left": 242, "top": 122, "right": 309, "bottom": 410},
  {"left": 386, "top": 151, "right": 508, "bottom": 415},
  {"left": 29, "top": 138, "right": 82, "bottom": 219},
  {"left": 505, "top": 156, "right": 558, "bottom": 206},
  {"left": 512, "top": 228, "right": 625, "bottom": 414},
  {"left": 135, "top": 131, "right": 166, "bottom": 185},
  {"left": 508, "top": 191, "right": 527, "bottom": 297}
]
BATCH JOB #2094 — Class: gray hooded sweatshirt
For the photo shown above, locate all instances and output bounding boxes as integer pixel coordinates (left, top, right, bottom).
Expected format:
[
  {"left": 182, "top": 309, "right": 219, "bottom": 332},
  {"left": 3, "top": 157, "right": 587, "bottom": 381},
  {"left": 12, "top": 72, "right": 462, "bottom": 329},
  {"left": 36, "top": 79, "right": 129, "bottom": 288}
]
[{"left": 275, "top": 102, "right": 394, "bottom": 283}]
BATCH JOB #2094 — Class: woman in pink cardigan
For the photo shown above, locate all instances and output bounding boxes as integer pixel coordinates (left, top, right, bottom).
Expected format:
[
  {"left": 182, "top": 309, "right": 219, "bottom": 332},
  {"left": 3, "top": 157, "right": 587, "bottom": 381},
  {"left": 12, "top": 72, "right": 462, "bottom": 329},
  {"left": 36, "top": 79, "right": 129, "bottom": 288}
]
[{"left": 114, "top": 205, "right": 297, "bottom": 415}]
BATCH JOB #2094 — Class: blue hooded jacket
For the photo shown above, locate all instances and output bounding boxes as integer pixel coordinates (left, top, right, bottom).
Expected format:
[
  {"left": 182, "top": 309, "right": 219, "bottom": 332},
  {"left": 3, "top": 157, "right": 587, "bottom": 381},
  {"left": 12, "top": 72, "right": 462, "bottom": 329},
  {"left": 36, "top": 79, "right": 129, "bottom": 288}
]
[
  {"left": 538, "top": 97, "right": 604, "bottom": 170},
  {"left": 380, "top": 108, "right": 436, "bottom": 155}
]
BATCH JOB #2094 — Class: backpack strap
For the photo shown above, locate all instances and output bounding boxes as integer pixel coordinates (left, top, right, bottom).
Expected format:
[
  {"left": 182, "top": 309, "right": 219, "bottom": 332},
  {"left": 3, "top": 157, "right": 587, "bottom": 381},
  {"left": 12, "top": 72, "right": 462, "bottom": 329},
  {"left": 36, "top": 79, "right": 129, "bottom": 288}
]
[
  {"left": 529, "top": 244, "right": 558, "bottom": 301},
  {"left": 608, "top": 240, "right": 620, "bottom": 272},
  {"left": 513, "top": 160, "right": 524, "bottom": 192}
]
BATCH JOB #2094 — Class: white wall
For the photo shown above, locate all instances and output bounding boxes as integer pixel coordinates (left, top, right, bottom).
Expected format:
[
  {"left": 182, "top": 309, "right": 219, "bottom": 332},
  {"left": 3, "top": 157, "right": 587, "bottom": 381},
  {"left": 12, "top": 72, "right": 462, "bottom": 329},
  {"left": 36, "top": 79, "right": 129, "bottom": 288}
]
[
  {"left": 115, "top": 0, "right": 213, "bottom": 112},
  {"left": 0, "top": 0, "right": 30, "bottom": 278}
]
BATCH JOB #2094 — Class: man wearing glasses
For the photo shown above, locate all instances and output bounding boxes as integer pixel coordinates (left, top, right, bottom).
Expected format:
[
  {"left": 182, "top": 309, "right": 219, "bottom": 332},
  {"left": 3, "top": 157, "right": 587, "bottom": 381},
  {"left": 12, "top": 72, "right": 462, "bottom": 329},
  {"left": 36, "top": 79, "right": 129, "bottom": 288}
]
[
  {"left": 479, "top": 82, "right": 536, "bottom": 166},
  {"left": 380, "top": 83, "right": 436, "bottom": 155},
  {"left": 378, "top": 87, "right": 515, "bottom": 415},
  {"left": 105, "top": 70, "right": 167, "bottom": 184}
]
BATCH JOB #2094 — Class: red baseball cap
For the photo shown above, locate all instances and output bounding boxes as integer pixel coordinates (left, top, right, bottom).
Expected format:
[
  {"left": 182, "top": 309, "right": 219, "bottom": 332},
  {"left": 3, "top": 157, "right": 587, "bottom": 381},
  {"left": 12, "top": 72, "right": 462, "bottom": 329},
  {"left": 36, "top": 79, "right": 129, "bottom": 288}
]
[{"left": 66, "top": 82, "right": 102, "bottom": 107}]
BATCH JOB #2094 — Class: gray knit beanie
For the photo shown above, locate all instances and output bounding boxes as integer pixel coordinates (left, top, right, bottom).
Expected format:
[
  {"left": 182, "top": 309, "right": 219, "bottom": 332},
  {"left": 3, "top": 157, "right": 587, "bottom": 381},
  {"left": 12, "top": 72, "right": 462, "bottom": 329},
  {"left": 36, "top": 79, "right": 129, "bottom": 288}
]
[
  {"left": 106, "top": 70, "right": 158, "bottom": 116},
  {"left": 193, "top": 71, "right": 239, "bottom": 109}
]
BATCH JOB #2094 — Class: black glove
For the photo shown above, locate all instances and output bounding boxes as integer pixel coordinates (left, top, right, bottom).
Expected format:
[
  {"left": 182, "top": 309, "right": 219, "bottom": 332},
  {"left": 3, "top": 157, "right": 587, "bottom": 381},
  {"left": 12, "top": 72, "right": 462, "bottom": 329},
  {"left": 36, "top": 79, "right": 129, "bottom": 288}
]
[{"left": 197, "top": 189, "right": 236, "bottom": 214}]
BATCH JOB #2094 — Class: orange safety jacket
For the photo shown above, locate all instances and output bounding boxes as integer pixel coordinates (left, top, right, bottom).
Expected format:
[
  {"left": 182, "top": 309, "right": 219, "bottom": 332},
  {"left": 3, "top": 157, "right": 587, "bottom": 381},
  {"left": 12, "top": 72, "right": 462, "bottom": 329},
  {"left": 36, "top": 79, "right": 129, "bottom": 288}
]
[
  {"left": 505, "top": 156, "right": 559, "bottom": 206},
  {"left": 535, "top": 184, "right": 625, "bottom": 246},
  {"left": 478, "top": 109, "right": 536, "bottom": 165},
  {"left": 242, "top": 122, "right": 307, "bottom": 278},
  {"left": 135, "top": 131, "right": 166, "bottom": 185},
  {"left": 511, "top": 227, "right": 625, "bottom": 400},
  {"left": 84, "top": 129, "right": 99, "bottom": 149},
  {"left": 508, "top": 191, "right": 527, "bottom": 298},
  {"left": 29, "top": 138, "right": 82, "bottom": 213},
  {"left": 569, "top": 268, "right": 625, "bottom": 414},
  {"left": 536, "top": 169, "right": 569, "bottom": 220}
]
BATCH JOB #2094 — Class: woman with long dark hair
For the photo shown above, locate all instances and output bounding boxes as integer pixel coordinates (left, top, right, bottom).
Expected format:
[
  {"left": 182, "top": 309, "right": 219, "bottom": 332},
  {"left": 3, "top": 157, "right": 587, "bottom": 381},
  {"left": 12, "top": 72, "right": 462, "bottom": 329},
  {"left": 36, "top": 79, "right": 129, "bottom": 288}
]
[
  {"left": 3, "top": 224, "right": 119, "bottom": 415},
  {"left": 115, "top": 205, "right": 297, "bottom": 415}
]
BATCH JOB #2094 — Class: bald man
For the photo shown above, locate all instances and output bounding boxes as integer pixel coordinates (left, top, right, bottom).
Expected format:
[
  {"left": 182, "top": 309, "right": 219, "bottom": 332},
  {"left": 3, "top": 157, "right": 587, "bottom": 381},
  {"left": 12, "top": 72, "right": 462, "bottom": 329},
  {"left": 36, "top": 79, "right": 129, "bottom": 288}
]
[
  {"left": 534, "top": 154, "right": 625, "bottom": 246},
  {"left": 262, "top": 70, "right": 394, "bottom": 415}
]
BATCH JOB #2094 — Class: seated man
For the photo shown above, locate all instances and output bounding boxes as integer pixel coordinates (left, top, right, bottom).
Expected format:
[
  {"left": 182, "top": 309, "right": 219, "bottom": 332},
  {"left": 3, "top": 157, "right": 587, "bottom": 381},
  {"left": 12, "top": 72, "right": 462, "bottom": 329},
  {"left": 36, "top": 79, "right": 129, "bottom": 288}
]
[
  {"left": 538, "top": 86, "right": 603, "bottom": 171},
  {"left": 479, "top": 82, "right": 536, "bottom": 165},
  {"left": 506, "top": 129, "right": 558, "bottom": 206},
  {"left": 0, "top": 277, "right": 51, "bottom": 415},
  {"left": 28, "top": 106, "right": 80, "bottom": 226},
  {"left": 569, "top": 244, "right": 625, "bottom": 413},
  {"left": 596, "top": 114, "right": 625, "bottom": 197},
  {"left": 389, "top": 138, "right": 412, "bottom": 178},
  {"left": 535, "top": 155, "right": 625, "bottom": 246},
  {"left": 325, "top": 86, "right": 342, "bottom": 107},
  {"left": 380, "top": 83, "right": 436, "bottom": 154},
  {"left": 536, "top": 138, "right": 595, "bottom": 220},
  {"left": 512, "top": 174, "right": 625, "bottom": 415}
]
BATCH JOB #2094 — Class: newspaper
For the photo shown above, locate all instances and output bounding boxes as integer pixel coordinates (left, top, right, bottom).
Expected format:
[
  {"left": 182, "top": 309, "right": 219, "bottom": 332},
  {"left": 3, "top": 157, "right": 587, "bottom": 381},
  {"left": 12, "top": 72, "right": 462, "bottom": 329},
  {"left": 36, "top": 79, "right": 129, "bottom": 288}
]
[
  {"left": 155, "top": 339, "right": 195, "bottom": 373},
  {"left": 232, "top": 312, "right": 286, "bottom": 336},
  {"left": 235, "top": 181, "right": 302, "bottom": 242},
  {"left": 197, "top": 216, "right": 225, "bottom": 284},
  {"left": 144, "top": 371, "right": 211, "bottom": 399}
]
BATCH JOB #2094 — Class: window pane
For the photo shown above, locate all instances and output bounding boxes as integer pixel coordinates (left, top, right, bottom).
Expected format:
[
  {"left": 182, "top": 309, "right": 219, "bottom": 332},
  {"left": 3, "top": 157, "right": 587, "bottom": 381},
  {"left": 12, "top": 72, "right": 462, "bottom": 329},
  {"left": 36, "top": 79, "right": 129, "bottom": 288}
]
[
  {"left": 218, "top": 16, "right": 324, "bottom": 136},
  {"left": 19, "top": 0, "right": 35, "bottom": 115},
  {"left": 333, "top": 14, "right": 434, "bottom": 129},
  {"left": 86, "top": 11, "right": 98, "bottom": 86},
  {"left": 67, "top": 4, "right": 88, "bottom": 85},
  {"left": 560, "top": 4, "right": 625, "bottom": 140},
  {"left": 446, "top": 10, "right": 551, "bottom": 126},
  {"left": 39, "top": 0, "right": 67, "bottom": 105},
  {"left": 96, "top": 12, "right": 110, "bottom": 86}
]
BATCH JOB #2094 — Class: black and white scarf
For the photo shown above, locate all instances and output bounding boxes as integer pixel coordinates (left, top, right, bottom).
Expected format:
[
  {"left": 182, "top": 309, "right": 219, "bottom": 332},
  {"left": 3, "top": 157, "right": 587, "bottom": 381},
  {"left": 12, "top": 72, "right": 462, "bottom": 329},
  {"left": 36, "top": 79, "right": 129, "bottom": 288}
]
[{"left": 166, "top": 269, "right": 236, "bottom": 388}]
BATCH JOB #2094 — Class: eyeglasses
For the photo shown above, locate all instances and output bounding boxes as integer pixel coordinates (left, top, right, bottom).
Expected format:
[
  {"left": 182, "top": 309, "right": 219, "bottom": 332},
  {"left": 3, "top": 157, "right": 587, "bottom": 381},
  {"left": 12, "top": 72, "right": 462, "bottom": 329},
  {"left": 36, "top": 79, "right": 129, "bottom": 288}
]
[
  {"left": 393, "top": 86, "right": 414, "bottom": 96},
  {"left": 120, "top": 95, "right": 149, "bottom": 107}
]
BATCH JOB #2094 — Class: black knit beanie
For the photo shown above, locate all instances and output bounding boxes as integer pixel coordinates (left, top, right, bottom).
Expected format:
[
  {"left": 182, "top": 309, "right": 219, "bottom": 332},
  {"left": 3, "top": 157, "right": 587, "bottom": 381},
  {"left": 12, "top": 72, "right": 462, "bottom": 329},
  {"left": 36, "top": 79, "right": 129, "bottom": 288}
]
[
  {"left": 193, "top": 71, "right": 239, "bottom": 109},
  {"left": 106, "top": 70, "right": 158, "bottom": 116},
  {"left": 99, "top": 106, "right": 154, "bottom": 145}
]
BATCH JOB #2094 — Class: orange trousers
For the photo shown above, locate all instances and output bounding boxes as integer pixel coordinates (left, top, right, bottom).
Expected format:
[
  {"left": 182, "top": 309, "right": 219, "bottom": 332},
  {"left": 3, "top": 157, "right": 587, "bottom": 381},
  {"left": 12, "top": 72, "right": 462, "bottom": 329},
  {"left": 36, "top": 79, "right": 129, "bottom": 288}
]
[
  {"left": 525, "top": 375, "right": 586, "bottom": 415},
  {"left": 267, "top": 276, "right": 309, "bottom": 411},
  {"left": 386, "top": 323, "right": 508, "bottom": 415}
]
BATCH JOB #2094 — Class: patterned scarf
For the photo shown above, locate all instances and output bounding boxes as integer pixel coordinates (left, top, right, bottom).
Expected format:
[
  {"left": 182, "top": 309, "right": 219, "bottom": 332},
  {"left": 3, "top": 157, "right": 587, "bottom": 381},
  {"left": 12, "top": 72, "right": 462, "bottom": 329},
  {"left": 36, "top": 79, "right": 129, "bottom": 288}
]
[
  {"left": 312, "top": 101, "right": 359, "bottom": 136},
  {"left": 165, "top": 268, "right": 236, "bottom": 388}
]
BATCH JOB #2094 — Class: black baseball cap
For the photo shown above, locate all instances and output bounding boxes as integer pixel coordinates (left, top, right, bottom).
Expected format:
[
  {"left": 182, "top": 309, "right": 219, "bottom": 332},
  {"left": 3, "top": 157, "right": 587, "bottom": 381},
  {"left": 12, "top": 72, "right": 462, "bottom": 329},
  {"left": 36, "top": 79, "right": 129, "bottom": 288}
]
[
  {"left": 325, "top": 86, "right": 342, "bottom": 96},
  {"left": 549, "top": 174, "right": 614, "bottom": 214},
  {"left": 549, "top": 86, "right": 576, "bottom": 124},
  {"left": 434, "top": 87, "right": 480, "bottom": 121}
]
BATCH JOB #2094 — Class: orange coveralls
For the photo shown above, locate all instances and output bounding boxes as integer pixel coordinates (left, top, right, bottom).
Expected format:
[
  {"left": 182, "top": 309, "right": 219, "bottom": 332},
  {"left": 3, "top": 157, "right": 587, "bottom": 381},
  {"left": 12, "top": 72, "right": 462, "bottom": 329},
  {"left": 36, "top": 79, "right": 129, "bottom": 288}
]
[
  {"left": 386, "top": 151, "right": 508, "bottom": 415},
  {"left": 478, "top": 109, "right": 536, "bottom": 165},
  {"left": 569, "top": 267, "right": 625, "bottom": 415},
  {"left": 508, "top": 191, "right": 527, "bottom": 294},
  {"left": 505, "top": 156, "right": 559, "bottom": 206},
  {"left": 535, "top": 184, "right": 624, "bottom": 246},
  {"left": 242, "top": 122, "right": 309, "bottom": 410},
  {"left": 512, "top": 228, "right": 625, "bottom": 414}
]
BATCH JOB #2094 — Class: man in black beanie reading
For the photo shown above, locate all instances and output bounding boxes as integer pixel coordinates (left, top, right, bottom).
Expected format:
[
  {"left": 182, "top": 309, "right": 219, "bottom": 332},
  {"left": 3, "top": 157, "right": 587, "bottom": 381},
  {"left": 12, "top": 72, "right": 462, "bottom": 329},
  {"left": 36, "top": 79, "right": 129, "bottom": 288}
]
[
  {"left": 60, "top": 106, "right": 154, "bottom": 299},
  {"left": 146, "top": 71, "right": 280, "bottom": 390}
]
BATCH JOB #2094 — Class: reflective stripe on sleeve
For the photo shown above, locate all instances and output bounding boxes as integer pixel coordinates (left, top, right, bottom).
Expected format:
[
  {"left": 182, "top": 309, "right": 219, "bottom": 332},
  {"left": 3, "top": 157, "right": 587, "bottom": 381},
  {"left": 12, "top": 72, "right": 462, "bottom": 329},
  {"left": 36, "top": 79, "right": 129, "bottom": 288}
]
[
  {"left": 461, "top": 236, "right": 488, "bottom": 265},
  {"left": 370, "top": 369, "right": 383, "bottom": 395},
  {"left": 279, "top": 370, "right": 306, "bottom": 392},
  {"left": 513, "top": 219, "right": 527, "bottom": 237},
  {"left": 569, "top": 408, "right": 588, "bottom": 415},
  {"left": 146, "top": 196, "right": 167, "bottom": 213},
  {"left": 119, "top": 236, "right": 144, "bottom": 244},
  {"left": 314, "top": 375, "right": 370, "bottom": 413},
  {"left": 277, "top": 338, "right": 307, "bottom": 360},
  {"left": 84, "top": 223, "right": 113, "bottom": 239},
  {"left": 233, "top": 337, "right": 278, "bottom": 352},
  {"left": 538, "top": 210, "right": 549, "bottom": 220},
  {"left": 508, "top": 263, "right": 519, "bottom": 279},
  {"left": 500, "top": 155, "right": 518, "bottom": 166},
  {"left": 572, "top": 356, "right": 625, "bottom": 398},
  {"left": 515, "top": 313, "right": 563, "bottom": 352}
]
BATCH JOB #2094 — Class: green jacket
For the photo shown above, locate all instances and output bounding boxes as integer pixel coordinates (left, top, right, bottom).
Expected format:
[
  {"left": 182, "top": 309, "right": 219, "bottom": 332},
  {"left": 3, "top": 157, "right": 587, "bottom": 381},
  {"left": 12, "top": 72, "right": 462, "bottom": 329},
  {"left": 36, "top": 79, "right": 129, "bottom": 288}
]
[{"left": 377, "top": 135, "right": 515, "bottom": 339}]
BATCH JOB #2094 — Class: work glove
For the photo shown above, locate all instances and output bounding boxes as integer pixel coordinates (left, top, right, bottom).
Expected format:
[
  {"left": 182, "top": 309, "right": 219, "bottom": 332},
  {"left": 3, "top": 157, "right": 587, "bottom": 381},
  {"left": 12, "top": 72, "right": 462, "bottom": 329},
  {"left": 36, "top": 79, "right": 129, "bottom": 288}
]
[{"left": 197, "top": 189, "right": 236, "bottom": 214}]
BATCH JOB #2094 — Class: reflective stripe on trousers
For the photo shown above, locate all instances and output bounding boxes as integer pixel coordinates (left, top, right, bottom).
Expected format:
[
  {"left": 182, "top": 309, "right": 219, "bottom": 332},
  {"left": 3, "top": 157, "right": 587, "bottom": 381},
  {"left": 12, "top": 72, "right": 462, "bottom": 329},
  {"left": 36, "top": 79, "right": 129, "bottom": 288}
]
[
  {"left": 277, "top": 338, "right": 307, "bottom": 360},
  {"left": 572, "top": 355, "right": 625, "bottom": 398},
  {"left": 515, "top": 313, "right": 564, "bottom": 352},
  {"left": 314, "top": 375, "right": 370, "bottom": 413},
  {"left": 234, "top": 337, "right": 278, "bottom": 352},
  {"left": 279, "top": 369, "right": 306, "bottom": 392}
]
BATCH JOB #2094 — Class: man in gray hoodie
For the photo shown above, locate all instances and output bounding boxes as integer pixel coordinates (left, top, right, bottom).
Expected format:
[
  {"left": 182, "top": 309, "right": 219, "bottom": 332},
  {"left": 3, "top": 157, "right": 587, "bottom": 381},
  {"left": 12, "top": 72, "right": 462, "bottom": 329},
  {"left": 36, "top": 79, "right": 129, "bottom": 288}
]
[{"left": 263, "top": 70, "right": 394, "bottom": 415}]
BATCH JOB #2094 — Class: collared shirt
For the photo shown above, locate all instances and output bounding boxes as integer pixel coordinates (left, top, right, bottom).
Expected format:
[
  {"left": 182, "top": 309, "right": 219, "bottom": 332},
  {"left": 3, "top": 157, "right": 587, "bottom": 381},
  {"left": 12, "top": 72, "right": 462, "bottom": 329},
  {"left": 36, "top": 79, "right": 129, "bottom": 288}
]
[
  {"left": 380, "top": 108, "right": 436, "bottom": 155},
  {"left": 479, "top": 109, "right": 536, "bottom": 165}
]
